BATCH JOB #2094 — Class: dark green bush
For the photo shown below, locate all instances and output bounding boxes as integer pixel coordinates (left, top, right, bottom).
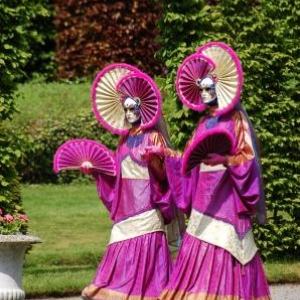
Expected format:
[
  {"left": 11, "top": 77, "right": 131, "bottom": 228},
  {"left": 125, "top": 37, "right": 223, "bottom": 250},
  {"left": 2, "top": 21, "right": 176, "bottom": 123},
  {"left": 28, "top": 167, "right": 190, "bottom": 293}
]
[
  {"left": 21, "top": 0, "right": 56, "bottom": 81},
  {"left": 14, "top": 112, "right": 118, "bottom": 184},
  {"left": 0, "top": 0, "right": 39, "bottom": 233}
]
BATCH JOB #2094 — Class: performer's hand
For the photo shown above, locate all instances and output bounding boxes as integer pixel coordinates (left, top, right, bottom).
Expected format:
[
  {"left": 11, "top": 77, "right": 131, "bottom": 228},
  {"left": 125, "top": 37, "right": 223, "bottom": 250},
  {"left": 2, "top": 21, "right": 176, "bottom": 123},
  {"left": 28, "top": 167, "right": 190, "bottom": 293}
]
[
  {"left": 202, "top": 153, "right": 228, "bottom": 166},
  {"left": 140, "top": 146, "right": 165, "bottom": 162},
  {"left": 80, "top": 161, "right": 94, "bottom": 174}
]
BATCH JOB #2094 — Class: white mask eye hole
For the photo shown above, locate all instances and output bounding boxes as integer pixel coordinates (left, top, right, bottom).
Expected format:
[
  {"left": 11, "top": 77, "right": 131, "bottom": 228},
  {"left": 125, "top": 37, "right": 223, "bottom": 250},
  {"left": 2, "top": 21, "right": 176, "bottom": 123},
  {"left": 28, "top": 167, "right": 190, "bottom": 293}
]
[{"left": 199, "top": 87, "right": 213, "bottom": 93}]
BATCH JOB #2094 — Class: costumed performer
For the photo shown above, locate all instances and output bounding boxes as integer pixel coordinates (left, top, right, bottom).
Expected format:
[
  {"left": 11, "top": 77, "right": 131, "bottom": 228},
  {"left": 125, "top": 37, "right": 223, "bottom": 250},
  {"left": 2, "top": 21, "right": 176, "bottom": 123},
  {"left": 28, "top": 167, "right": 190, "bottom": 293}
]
[
  {"left": 144, "top": 42, "right": 271, "bottom": 300},
  {"left": 80, "top": 64, "right": 176, "bottom": 300}
]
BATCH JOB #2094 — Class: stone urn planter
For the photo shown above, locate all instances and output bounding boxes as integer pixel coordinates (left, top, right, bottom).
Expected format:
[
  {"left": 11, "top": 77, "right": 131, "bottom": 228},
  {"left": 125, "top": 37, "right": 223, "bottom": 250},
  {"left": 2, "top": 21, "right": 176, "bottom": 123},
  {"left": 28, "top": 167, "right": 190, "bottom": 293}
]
[{"left": 0, "top": 234, "right": 41, "bottom": 300}]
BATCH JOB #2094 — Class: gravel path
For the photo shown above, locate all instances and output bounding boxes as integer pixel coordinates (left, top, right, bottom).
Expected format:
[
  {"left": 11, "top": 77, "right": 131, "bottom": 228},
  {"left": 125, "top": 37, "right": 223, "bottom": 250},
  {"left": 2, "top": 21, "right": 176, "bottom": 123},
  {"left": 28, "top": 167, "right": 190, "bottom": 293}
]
[
  {"left": 270, "top": 284, "right": 300, "bottom": 300},
  {"left": 27, "top": 284, "right": 300, "bottom": 300}
]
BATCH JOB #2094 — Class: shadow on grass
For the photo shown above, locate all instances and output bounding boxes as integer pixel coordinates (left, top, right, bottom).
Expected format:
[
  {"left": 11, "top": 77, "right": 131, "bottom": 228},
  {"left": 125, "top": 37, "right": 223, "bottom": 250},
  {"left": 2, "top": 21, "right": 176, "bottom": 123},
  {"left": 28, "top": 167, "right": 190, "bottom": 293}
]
[
  {"left": 24, "top": 264, "right": 95, "bottom": 298},
  {"left": 25, "top": 264, "right": 93, "bottom": 275}
]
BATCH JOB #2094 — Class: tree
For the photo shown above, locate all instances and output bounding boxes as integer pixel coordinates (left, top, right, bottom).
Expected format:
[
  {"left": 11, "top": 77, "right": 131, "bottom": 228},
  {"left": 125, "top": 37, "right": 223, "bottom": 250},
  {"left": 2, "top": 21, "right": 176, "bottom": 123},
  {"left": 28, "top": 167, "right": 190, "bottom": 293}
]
[{"left": 0, "top": 0, "right": 43, "bottom": 233}]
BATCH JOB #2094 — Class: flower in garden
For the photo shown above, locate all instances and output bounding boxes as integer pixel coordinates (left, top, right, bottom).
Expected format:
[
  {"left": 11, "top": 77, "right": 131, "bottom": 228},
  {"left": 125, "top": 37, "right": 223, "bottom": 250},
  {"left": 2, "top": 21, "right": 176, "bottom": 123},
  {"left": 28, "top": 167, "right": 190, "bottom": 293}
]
[
  {"left": 3, "top": 214, "right": 14, "bottom": 222},
  {"left": 0, "top": 207, "right": 29, "bottom": 235},
  {"left": 17, "top": 214, "right": 29, "bottom": 222}
]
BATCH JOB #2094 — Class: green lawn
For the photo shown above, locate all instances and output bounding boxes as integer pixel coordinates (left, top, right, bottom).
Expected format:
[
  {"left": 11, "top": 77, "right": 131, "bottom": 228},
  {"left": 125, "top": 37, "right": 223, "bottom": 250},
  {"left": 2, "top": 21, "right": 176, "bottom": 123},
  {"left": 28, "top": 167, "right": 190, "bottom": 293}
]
[
  {"left": 22, "top": 184, "right": 111, "bottom": 297},
  {"left": 15, "top": 81, "right": 92, "bottom": 127},
  {"left": 22, "top": 184, "right": 300, "bottom": 297}
]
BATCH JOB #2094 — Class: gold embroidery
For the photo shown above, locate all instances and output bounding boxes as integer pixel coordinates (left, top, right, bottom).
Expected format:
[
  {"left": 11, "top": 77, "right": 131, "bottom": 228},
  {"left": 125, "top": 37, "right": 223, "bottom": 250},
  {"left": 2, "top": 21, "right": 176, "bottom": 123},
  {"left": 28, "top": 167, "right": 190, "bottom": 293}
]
[
  {"left": 160, "top": 289, "right": 271, "bottom": 300},
  {"left": 83, "top": 285, "right": 158, "bottom": 300}
]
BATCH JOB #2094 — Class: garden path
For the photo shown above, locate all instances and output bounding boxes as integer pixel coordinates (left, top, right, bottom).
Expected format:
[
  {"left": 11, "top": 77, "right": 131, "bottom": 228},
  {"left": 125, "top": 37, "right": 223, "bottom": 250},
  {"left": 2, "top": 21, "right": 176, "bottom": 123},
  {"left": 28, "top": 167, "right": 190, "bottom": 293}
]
[{"left": 26, "top": 283, "right": 300, "bottom": 300}]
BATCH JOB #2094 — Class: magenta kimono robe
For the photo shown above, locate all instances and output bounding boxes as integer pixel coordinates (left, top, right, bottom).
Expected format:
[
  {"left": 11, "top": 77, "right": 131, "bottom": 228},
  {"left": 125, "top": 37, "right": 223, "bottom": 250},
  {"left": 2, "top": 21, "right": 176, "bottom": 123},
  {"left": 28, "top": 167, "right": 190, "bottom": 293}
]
[
  {"left": 160, "top": 109, "right": 271, "bottom": 300},
  {"left": 82, "top": 126, "right": 174, "bottom": 300}
]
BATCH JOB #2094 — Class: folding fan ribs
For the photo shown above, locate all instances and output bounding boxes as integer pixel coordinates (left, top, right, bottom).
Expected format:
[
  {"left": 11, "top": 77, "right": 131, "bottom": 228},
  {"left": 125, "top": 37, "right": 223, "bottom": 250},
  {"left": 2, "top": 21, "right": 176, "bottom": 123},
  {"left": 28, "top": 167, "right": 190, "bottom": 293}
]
[
  {"left": 197, "top": 42, "right": 244, "bottom": 115},
  {"left": 91, "top": 63, "right": 142, "bottom": 135},
  {"left": 53, "top": 139, "right": 117, "bottom": 177},
  {"left": 116, "top": 72, "right": 161, "bottom": 130},
  {"left": 176, "top": 53, "right": 216, "bottom": 111},
  {"left": 182, "top": 128, "right": 234, "bottom": 175}
]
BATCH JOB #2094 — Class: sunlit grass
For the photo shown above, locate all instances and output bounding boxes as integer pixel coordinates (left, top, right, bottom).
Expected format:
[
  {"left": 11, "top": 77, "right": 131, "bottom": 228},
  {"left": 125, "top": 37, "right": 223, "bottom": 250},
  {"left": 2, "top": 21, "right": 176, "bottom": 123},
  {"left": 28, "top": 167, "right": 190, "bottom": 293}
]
[
  {"left": 22, "top": 184, "right": 111, "bottom": 296},
  {"left": 265, "top": 260, "right": 300, "bottom": 284},
  {"left": 13, "top": 81, "right": 91, "bottom": 127},
  {"left": 24, "top": 265, "right": 94, "bottom": 298}
]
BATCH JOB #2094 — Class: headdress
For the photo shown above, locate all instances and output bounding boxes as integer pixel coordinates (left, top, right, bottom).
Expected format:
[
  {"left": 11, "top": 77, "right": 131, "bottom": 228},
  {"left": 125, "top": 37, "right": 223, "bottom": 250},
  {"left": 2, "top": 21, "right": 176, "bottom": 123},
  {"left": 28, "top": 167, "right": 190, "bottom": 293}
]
[
  {"left": 176, "top": 42, "right": 243, "bottom": 116},
  {"left": 91, "top": 63, "right": 162, "bottom": 135}
]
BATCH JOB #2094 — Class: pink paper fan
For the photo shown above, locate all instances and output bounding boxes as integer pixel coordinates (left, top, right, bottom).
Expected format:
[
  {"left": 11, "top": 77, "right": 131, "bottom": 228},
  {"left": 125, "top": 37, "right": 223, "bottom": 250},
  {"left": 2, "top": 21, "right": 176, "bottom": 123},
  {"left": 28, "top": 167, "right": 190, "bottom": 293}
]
[
  {"left": 53, "top": 139, "right": 116, "bottom": 176},
  {"left": 197, "top": 42, "right": 244, "bottom": 115},
  {"left": 116, "top": 72, "right": 161, "bottom": 130},
  {"left": 176, "top": 53, "right": 216, "bottom": 111},
  {"left": 91, "top": 63, "right": 142, "bottom": 135},
  {"left": 182, "top": 128, "right": 234, "bottom": 175}
]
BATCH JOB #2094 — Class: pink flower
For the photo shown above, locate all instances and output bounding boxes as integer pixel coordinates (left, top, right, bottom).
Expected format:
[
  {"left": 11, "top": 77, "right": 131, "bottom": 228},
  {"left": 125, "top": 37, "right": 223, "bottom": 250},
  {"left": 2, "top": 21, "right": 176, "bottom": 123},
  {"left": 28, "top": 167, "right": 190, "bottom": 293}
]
[
  {"left": 18, "top": 214, "right": 29, "bottom": 222},
  {"left": 0, "top": 208, "right": 3, "bottom": 215},
  {"left": 3, "top": 214, "right": 14, "bottom": 223}
]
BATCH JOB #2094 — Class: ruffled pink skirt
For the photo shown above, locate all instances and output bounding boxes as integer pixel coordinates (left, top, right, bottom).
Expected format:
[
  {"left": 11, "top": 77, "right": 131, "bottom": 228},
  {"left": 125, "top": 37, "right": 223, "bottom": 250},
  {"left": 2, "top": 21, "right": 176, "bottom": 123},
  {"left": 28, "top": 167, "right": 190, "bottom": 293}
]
[
  {"left": 82, "top": 231, "right": 173, "bottom": 300},
  {"left": 159, "top": 233, "right": 271, "bottom": 300}
]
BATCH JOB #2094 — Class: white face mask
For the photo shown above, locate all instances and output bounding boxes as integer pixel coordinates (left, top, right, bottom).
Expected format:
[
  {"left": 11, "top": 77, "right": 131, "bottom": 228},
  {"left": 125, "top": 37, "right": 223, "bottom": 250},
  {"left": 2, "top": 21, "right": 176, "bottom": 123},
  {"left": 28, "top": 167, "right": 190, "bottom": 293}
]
[
  {"left": 199, "top": 77, "right": 217, "bottom": 104},
  {"left": 123, "top": 97, "right": 141, "bottom": 124}
]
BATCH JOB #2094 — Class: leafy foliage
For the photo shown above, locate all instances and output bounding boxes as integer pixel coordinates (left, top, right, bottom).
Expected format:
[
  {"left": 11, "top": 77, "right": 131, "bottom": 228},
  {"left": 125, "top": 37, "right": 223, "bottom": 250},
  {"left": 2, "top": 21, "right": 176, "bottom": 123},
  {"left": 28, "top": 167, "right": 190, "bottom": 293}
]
[
  {"left": 0, "top": 0, "right": 39, "bottom": 234},
  {"left": 11, "top": 112, "right": 118, "bottom": 184},
  {"left": 21, "top": 0, "right": 56, "bottom": 81},
  {"left": 153, "top": 0, "right": 300, "bottom": 258},
  {"left": 0, "top": 127, "right": 28, "bottom": 234},
  {"left": 53, "top": 0, "right": 165, "bottom": 79}
]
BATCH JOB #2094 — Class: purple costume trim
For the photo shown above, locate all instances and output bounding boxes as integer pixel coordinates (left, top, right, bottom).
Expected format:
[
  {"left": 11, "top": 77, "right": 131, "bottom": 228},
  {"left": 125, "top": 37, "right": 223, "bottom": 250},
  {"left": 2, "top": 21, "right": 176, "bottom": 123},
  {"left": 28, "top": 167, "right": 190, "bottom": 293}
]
[
  {"left": 167, "top": 110, "right": 260, "bottom": 236},
  {"left": 83, "top": 232, "right": 173, "bottom": 300}
]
